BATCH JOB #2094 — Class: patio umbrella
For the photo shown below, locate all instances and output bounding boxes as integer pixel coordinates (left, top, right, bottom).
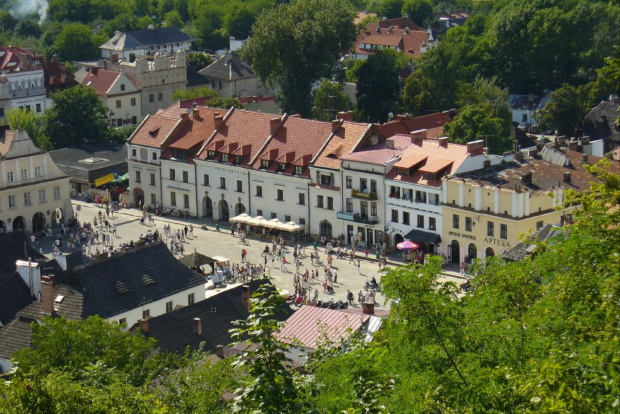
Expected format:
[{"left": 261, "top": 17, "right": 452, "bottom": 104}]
[
  {"left": 247, "top": 216, "right": 266, "bottom": 226},
  {"left": 229, "top": 213, "right": 250, "bottom": 224},
  {"left": 396, "top": 239, "right": 419, "bottom": 251},
  {"left": 282, "top": 221, "right": 303, "bottom": 232},
  {"left": 266, "top": 218, "right": 284, "bottom": 230}
]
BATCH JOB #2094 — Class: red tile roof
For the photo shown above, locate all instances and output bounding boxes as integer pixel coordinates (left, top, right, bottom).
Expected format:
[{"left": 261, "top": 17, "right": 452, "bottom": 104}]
[
  {"left": 313, "top": 121, "right": 371, "bottom": 170},
  {"left": 0, "top": 46, "right": 37, "bottom": 71},
  {"left": 276, "top": 305, "right": 370, "bottom": 349},
  {"left": 377, "top": 17, "right": 422, "bottom": 31},
  {"left": 196, "top": 109, "right": 276, "bottom": 164},
  {"left": 342, "top": 135, "right": 411, "bottom": 165},
  {"left": 128, "top": 115, "right": 180, "bottom": 148},
  {"left": 165, "top": 108, "right": 223, "bottom": 159},
  {"left": 355, "top": 25, "right": 430, "bottom": 58},
  {"left": 385, "top": 138, "right": 471, "bottom": 187},
  {"left": 80, "top": 68, "right": 120, "bottom": 97},
  {"left": 250, "top": 116, "right": 334, "bottom": 176},
  {"left": 157, "top": 97, "right": 214, "bottom": 118},
  {"left": 378, "top": 111, "right": 454, "bottom": 140}
]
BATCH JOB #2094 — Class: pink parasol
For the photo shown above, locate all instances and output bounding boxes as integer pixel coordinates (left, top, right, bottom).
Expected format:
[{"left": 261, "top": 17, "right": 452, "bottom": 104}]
[{"left": 396, "top": 239, "right": 419, "bottom": 251}]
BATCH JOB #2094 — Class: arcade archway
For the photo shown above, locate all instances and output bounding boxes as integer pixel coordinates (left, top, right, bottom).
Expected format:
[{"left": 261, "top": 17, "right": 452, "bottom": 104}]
[
  {"left": 319, "top": 220, "right": 332, "bottom": 237},
  {"left": 202, "top": 196, "right": 213, "bottom": 218},
  {"left": 13, "top": 216, "right": 25, "bottom": 232},
  {"left": 485, "top": 247, "right": 495, "bottom": 258},
  {"left": 394, "top": 233, "right": 404, "bottom": 246},
  {"left": 218, "top": 199, "right": 229, "bottom": 221},
  {"left": 234, "top": 202, "right": 246, "bottom": 215},
  {"left": 32, "top": 212, "right": 46, "bottom": 232},
  {"left": 468, "top": 243, "right": 478, "bottom": 260},
  {"left": 450, "top": 240, "right": 460, "bottom": 264},
  {"left": 133, "top": 188, "right": 145, "bottom": 207}
]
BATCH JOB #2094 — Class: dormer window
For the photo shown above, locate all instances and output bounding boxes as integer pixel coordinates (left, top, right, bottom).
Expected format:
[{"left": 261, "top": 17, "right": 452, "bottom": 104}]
[
  {"left": 277, "top": 163, "right": 287, "bottom": 172},
  {"left": 234, "top": 155, "right": 242, "bottom": 164},
  {"left": 294, "top": 166, "right": 303, "bottom": 176},
  {"left": 207, "top": 150, "right": 216, "bottom": 159},
  {"left": 221, "top": 153, "right": 229, "bottom": 162},
  {"left": 397, "top": 167, "right": 410, "bottom": 176},
  {"left": 261, "top": 160, "right": 270, "bottom": 169}
]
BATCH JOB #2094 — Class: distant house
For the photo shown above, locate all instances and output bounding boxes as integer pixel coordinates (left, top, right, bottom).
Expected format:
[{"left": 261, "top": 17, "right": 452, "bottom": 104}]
[
  {"left": 80, "top": 66, "right": 142, "bottom": 127},
  {"left": 431, "top": 10, "right": 470, "bottom": 36},
  {"left": 198, "top": 51, "right": 269, "bottom": 98},
  {"left": 351, "top": 17, "right": 436, "bottom": 60},
  {"left": 508, "top": 91, "right": 552, "bottom": 126},
  {"left": 99, "top": 26, "right": 192, "bottom": 62},
  {"left": 583, "top": 99, "right": 620, "bottom": 153},
  {"left": 0, "top": 242, "right": 206, "bottom": 373},
  {"left": 135, "top": 280, "right": 292, "bottom": 354}
]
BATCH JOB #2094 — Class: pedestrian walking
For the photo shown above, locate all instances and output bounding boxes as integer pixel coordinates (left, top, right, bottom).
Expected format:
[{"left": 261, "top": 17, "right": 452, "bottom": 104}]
[
  {"left": 357, "top": 260, "right": 362, "bottom": 276},
  {"left": 460, "top": 262, "right": 465, "bottom": 275},
  {"left": 112, "top": 223, "right": 117, "bottom": 237}
]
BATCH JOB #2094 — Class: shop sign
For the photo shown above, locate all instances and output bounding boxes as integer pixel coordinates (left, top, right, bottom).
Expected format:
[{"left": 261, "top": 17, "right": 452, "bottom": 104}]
[
  {"left": 94, "top": 173, "right": 115, "bottom": 187},
  {"left": 484, "top": 237, "right": 511, "bottom": 248}
]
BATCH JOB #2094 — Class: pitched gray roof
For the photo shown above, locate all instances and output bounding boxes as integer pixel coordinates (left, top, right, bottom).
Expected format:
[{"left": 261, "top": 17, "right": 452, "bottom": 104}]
[
  {"left": 100, "top": 27, "right": 192, "bottom": 51},
  {"left": 144, "top": 280, "right": 292, "bottom": 354},
  {"left": 48, "top": 144, "right": 127, "bottom": 183},
  {"left": 0, "top": 316, "right": 36, "bottom": 362},
  {"left": 583, "top": 100, "right": 620, "bottom": 144},
  {"left": 502, "top": 224, "right": 563, "bottom": 262},
  {"left": 72, "top": 242, "right": 204, "bottom": 319},
  {"left": 198, "top": 51, "right": 256, "bottom": 81},
  {"left": 0, "top": 273, "right": 34, "bottom": 326}
]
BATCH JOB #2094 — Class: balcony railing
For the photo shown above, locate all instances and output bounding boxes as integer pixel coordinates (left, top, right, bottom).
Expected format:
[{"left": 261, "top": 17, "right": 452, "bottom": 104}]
[
  {"left": 351, "top": 189, "right": 377, "bottom": 200},
  {"left": 337, "top": 212, "right": 379, "bottom": 225}
]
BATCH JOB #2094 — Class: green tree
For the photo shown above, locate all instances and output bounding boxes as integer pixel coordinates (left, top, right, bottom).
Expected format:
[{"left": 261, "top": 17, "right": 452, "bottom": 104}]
[
  {"left": 164, "top": 9, "right": 184, "bottom": 28},
  {"left": 186, "top": 51, "right": 213, "bottom": 77},
  {"left": 355, "top": 50, "right": 404, "bottom": 123},
  {"left": 53, "top": 23, "right": 99, "bottom": 61},
  {"left": 6, "top": 108, "right": 51, "bottom": 150},
  {"left": 43, "top": 85, "right": 110, "bottom": 148},
  {"left": 443, "top": 104, "right": 510, "bottom": 154},
  {"left": 536, "top": 84, "right": 583, "bottom": 137},
  {"left": 0, "top": 11, "right": 17, "bottom": 33},
  {"left": 313, "top": 80, "right": 352, "bottom": 121},
  {"left": 401, "top": 0, "right": 432, "bottom": 28},
  {"left": 230, "top": 284, "right": 304, "bottom": 413},
  {"left": 172, "top": 85, "right": 219, "bottom": 101},
  {"left": 241, "top": 0, "right": 357, "bottom": 117},
  {"left": 223, "top": 6, "right": 255, "bottom": 39},
  {"left": 376, "top": 0, "right": 404, "bottom": 19},
  {"left": 14, "top": 19, "right": 41, "bottom": 38}
]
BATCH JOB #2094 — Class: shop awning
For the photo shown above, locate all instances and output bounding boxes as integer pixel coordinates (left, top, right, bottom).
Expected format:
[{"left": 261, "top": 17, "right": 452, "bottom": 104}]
[{"left": 404, "top": 229, "right": 442, "bottom": 244}]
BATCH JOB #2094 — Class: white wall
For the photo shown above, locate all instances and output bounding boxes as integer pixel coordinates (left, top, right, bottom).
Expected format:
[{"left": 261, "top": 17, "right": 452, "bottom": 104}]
[
  {"left": 112, "top": 283, "right": 204, "bottom": 327},
  {"left": 194, "top": 160, "right": 251, "bottom": 220},
  {"left": 160, "top": 159, "right": 197, "bottom": 216},
  {"left": 250, "top": 169, "right": 308, "bottom": 224}
]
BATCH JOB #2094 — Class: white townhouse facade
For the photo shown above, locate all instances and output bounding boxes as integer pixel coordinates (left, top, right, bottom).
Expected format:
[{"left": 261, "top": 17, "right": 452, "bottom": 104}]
[
  {"left": 195, "top": 158, "right": 250, "bottom": 221},
  {"left": 6, "top": 69, "right": 49, "bottom": 115},
  {"left": 308, "top": 167, "right": 344, "bottom": 239},
  {"left": 249, "top": 169, "right": 309, "bottom": 225},
  {"left": 160, "top": 158, "right": 199, "bottom": 216}
]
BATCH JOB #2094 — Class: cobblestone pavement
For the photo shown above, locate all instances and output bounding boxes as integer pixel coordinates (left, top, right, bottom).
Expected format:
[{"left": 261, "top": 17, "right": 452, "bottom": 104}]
[{"left": 35, "top": 200, "right": 468, "bottom": 312}]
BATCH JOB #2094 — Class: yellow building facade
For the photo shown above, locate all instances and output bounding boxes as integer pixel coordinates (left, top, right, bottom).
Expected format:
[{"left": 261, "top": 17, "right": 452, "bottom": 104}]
[{"left": 0, "top": 130, "right": 73, "bottom": 234}]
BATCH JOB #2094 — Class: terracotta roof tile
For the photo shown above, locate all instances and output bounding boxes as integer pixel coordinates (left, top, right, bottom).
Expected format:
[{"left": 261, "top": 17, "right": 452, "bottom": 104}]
[
  {"left": 251, "top": 116, "right": 333, "bottom": 174},
  {"left": 419, "top": 158, "right": 453, "bottom": 173},
  {"left": 276, "top": 305, "right": 369, "bottom": 349},
  {"left": 197, "top": 109, "right": 276, "bottom": 164},
  {"left": 80, "top": 69, "right": 120, "bottom": 97},
  {"left": 166, "top": 108, "right": 222, "bottom": 157},
  {"left": 342, "top": 135, "right": 411, "bottom": 165},
  {"left": 158, "top": 97, "right": 213, "bottom": 118},
  {"left": 378, "top": 111, "right": 454, "bottom": 140},
  {"left": 129, "top": 115, "right": 180, "bottom": 148},
  {"left": 313, "top": 121, "right": 370, "bottom": 170},
  {"left": 392, "top": 153, "right": 427, "bottom": 169}
]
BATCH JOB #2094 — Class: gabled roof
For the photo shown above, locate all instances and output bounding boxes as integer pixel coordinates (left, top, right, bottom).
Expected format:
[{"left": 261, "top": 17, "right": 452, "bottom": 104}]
[
  {"left": 0, "top": 273, "right": 34, "bottom": 326},
  {"left": 71, "top": 243, "right": 204, "bottom": 319},
  {"left": 502, "top": 224, "right": 563, "bottom": 262},
  {"left": 198, "top": 51, "right": 256, "bottom": 81},
  {"left": 0, "top": 316, "right": 36, "bottom": 362},
  {"left": 18, "top": 283, "right": 86, "bottom": 321},
  {"left": 312, "top": 121, "right": 371, "bottom": 170},
  {"left": 342, "top": 135, "right": 411, "bottom": 165},
  {"left": 128, "top": 114, "right": 180, "bottom": 148},
  {"left": 583, "top": 100, "right": 620, "bottom": 143},
  {"left": 0, "top": 46, "right": 37, "bottom": 72},
  {"left": 378, "top": 111, "right": 454, "bottom": 140},
  {"left": 163, "top": 107, "right": 223, "bottom": 159},
  {"left": 276, "top": 305, "right": 380, "bottom": 349},
  {"left": 386, "top": 138, "right": 470, "bottom": 187},
  {"left": 80, "top": 68, "right": 121, "bottom": 97},
  {"left": 141, "top": 280, "right": 292, "bottom": 354},
  {"left": 100, "top": 27, "right": 192, "bottom": 52},
  {"left": 251, "top": 117, "right": 333, "bottom": 177},
  {"left": 377, "top": 17, "right": 422, "bottom": 31},
  {"left": 157, "top": 97, "right": 213, "bottom": 118},
  {"left": 355, "top": 25, "right": 430, "bottom": 58},
  {"left": 196, "top": 109, "right": 276, "bottom": 164}
]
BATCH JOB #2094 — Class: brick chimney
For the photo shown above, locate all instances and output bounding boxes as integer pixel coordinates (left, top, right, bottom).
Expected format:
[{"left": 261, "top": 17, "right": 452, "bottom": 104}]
[
  {"left": 410, "top": 129, "right": 426, "bottom": 145},
  {"left": 332, "top": 119, "right": 342, "bottom": 132},
  {"left": 138, "top": 318, "right": 149, "bottom": 334},
  {"left": 362, "top": 301, "right": 374, "bottom": 315},
  {"left": 214, "top": 114, "right": 224, "bottom": 129},
  {"left": 581, "top": 136, "right": 590, "bottom": 145},
  {"left": 193, "top": 317, "right": 202, "bottom": 336},
  {"left": 521, "top": 172, "right": 532, "bottom": 185},
  {"left": 192, "top": 108, "right": 201, "bottom": 119},
  {"left": 466, "top": 140, "right": 484, "bottom": 156},
  {"left": 563, "top": 171, "right": 571, "bottom": 183},
  {"left": 438, "top": 137, "right": 449, "bottom": 148},
  {"left": 337, "top": 111, "right": 354, "bottom": 122},
  {"left": 90, "top": 66, "right": 99, "bottom": 75},
  {"left": 242, "top": 284, "right": 251, "bottom": 311},
  {"left": 568, "top": 141, "right": 578, "bottom": 151},
  {"left": 41, "top": 275, "right": 55, "bottom": 314},
  {"left": 270, "top": 117, "right": 282, "bottom": 135},
  {"left": 216, "top": 344, "right": 224, "bottom": 358}
]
